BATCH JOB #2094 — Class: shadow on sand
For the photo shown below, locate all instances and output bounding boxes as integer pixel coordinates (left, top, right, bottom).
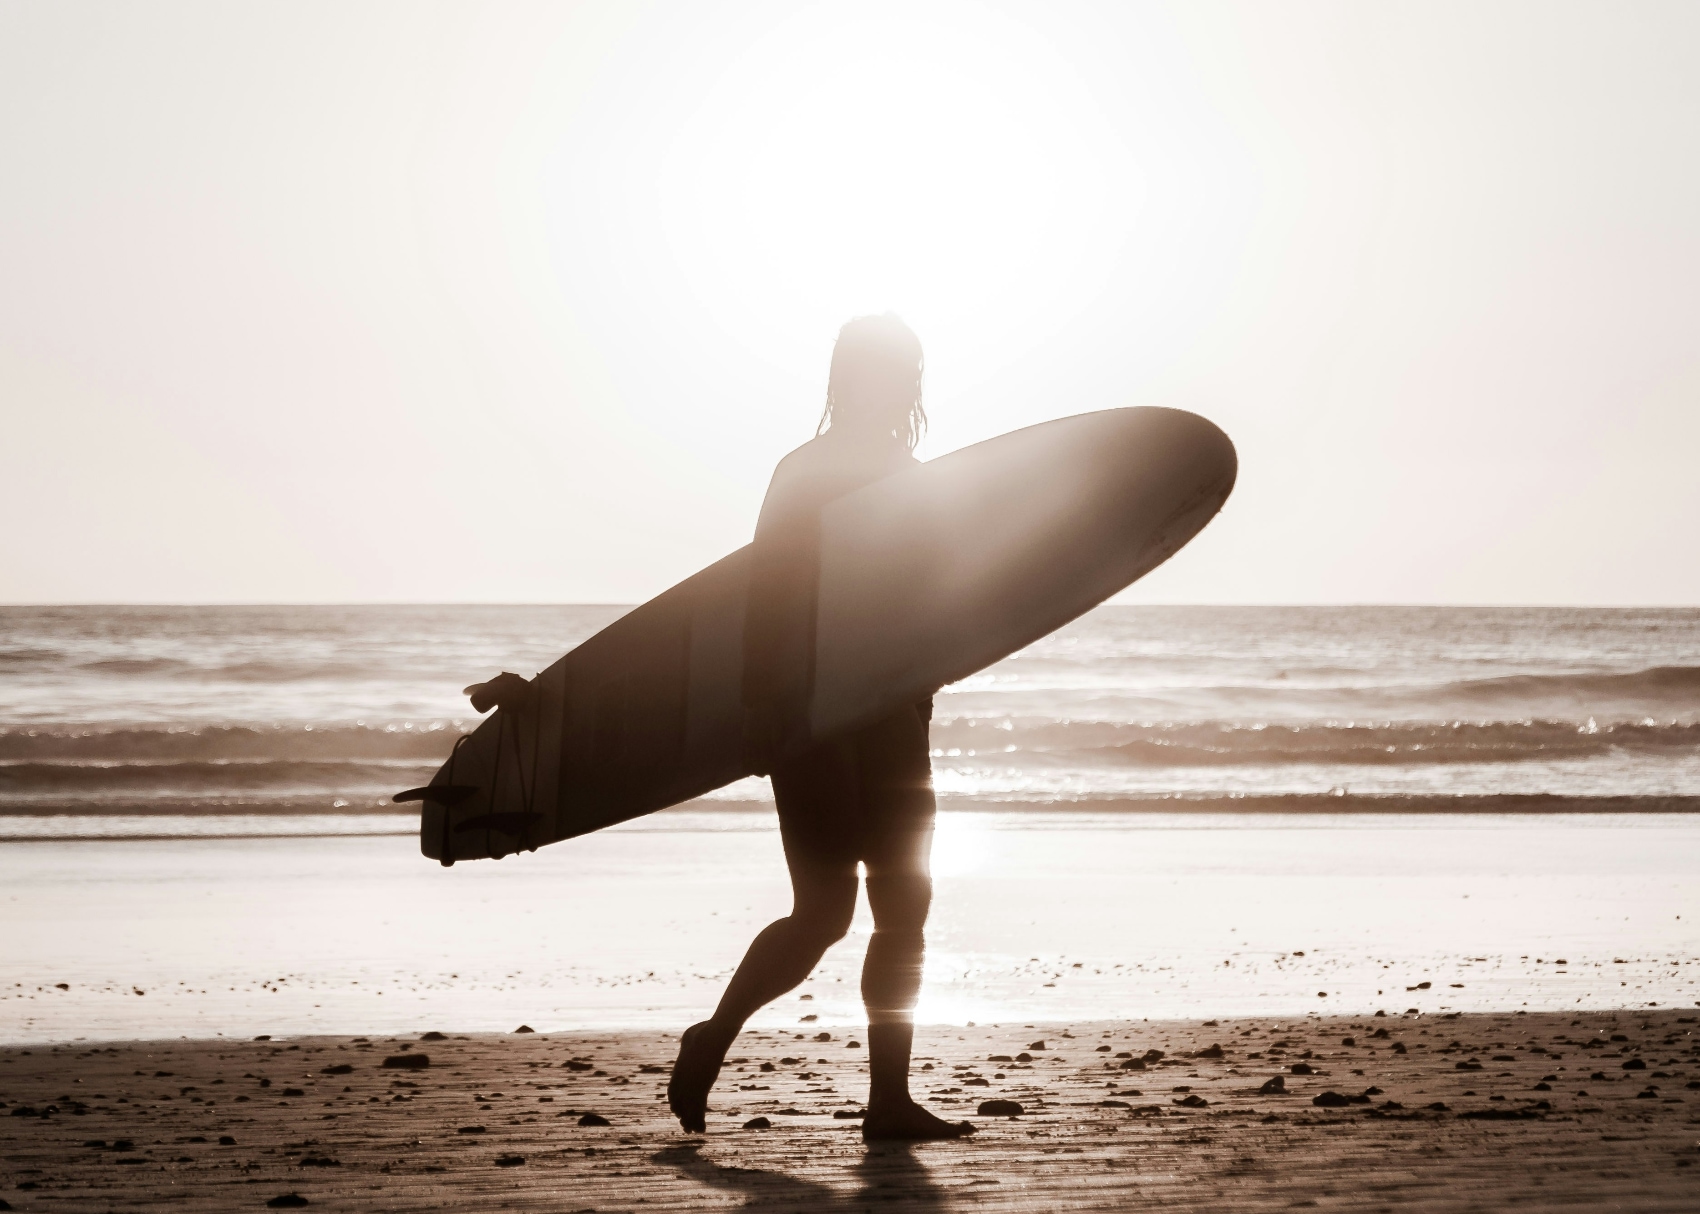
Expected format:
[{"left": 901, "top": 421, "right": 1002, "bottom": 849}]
[{"left": 651, "top": 1138, "right": 953, "bottom": 1211}]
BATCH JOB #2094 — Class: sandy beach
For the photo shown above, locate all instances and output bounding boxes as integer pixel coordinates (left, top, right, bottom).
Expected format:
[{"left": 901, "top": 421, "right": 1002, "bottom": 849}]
[
  {"left": 3, "top": 1012, "right": 1696, "bottom": 1211},
  {"left": 9, "top": 812, "right": 1700, "bottom": 1043}
]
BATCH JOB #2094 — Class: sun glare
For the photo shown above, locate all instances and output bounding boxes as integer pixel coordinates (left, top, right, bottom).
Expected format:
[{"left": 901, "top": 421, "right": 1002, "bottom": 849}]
[
  {"left": 654, "top": 4, "right": 1143, "bottom": 381},
  {"left": 927, "top": 810, "right": 992, "bottom": 879}
]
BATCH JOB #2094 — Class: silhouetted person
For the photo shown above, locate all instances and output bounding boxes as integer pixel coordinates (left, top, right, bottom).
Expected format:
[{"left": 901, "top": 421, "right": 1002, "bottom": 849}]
[{"left": 667, "top": 314, "right": 972, "bottom": 1141}]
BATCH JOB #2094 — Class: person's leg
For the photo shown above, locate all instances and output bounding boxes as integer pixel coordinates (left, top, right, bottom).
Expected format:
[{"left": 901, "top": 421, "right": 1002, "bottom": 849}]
[
  {"left": 667, "top": 739, "right": 860, "bottom": 1133},
  {"left": 855, "top": 705, "right": 973, "bottom": 1141},
  {"left": 705, "top": 859, "right": 856, "bottom": 1037}
]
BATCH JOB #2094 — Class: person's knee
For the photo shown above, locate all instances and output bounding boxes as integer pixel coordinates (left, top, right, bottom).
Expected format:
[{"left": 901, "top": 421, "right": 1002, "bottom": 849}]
[
  {"left": 788, "top": 893, "right": 855, "bottom": 948},
  {"left": 865, "top": 872, "right": 931, "bottom": 931}
]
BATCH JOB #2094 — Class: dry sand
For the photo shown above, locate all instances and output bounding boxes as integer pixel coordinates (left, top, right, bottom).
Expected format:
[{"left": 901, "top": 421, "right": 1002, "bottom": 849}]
[{"left": 3, "top": 1011, "right": 1697, "bottom": 1212}]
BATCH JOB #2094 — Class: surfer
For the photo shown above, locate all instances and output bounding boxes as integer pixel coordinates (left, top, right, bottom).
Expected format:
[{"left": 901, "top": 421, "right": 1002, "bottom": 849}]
[{"left": 667, "top": 314, "right": 973, "bottom": 1142}]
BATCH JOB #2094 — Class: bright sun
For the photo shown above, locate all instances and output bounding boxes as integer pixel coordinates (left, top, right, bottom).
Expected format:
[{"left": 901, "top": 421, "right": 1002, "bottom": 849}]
[{"left": 652, "top": 3, "right": 1144, "bottom": 380}]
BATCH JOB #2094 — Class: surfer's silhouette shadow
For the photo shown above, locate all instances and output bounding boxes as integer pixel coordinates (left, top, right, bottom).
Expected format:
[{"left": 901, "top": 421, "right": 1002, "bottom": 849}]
[
  {"left": 650, "top": 1138, "right": 948, "bottom": 1211},
  {"left": 857, "top": 1142, "right": 950, "bottom": 1208}
]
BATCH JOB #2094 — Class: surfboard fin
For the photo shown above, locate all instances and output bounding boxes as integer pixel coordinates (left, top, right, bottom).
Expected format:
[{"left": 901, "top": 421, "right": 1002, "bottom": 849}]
[{"left": 393, "top": 784, "right": 479, "bottom": 806}]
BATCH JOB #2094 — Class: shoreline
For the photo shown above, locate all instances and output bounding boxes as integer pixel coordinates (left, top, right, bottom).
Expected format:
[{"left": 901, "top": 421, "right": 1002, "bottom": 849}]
[
  {"left": 4, "top": 792, "right": 1700, "bottom": 824},
  {"left": 3, "top": 1011, "right": 1695, "bottom": 1211}
]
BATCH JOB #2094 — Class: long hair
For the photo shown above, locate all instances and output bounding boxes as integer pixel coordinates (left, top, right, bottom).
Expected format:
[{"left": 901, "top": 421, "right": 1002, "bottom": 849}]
[{"left": 816, "top": 313, "right": 927, "bottom": 450}]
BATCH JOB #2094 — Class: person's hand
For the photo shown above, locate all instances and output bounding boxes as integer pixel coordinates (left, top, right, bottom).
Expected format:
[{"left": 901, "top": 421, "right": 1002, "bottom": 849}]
[{"left": 464, "top": 671, "right": 531, "bottom": 714}]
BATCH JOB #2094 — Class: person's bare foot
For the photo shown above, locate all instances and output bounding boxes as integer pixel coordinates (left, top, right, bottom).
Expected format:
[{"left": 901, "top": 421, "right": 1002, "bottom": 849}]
[
  {"left": 861, "top": 1099, "right": 977, "bottom": 1142},
  {"left": 667, "top": 1021, "right": 731, "bottom": 1133}
]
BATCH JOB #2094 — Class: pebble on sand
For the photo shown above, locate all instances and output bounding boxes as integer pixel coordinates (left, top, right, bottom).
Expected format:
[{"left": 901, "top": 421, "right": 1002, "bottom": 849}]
[
  {"left": 1259, "top": 1076, "right": 1286, "bottom": 1095},
  {"left": 978, "top": 1100, "right": 1024, "bottom": 1117},
  {"left": 577, "top": 1113, "right": 611, "bottom": 1127},
  {"left": 420, "top": 1032, "right": 448, "bottom": 1042},
  {"left": 513, "top": 1025, "right": 535, "bottom": 1034},
  {"left": 381, "top": 1054, "right": 430, "bottom": 1070},
  {"left": 265, "top": 1196, "right": 309, "bottom": 1209},
  {"left": 743, "top": 1117, "right": 773, "bottom": 1130},
  {"left": 495, "top": 1154, "right": 526, "bottom": 1167}
]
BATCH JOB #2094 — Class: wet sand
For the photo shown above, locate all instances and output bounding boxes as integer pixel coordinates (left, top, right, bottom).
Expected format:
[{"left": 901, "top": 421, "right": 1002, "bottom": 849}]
[
  {"left": 3, "top": 1011, "right": 1696, "bottom": 1211},
  {"left": 9, "top": 817, "right": 1700, "bottom": 1044}
]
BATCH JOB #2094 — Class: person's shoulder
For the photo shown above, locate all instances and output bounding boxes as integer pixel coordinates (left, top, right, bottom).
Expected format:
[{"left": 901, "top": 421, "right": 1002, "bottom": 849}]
[
  {"left": 768, "top": 435, "right": 831, "bottom": 485},
  {"left": 757, "top": 436, "right": 833, "bottom": 519},
  {"left": 778, "top": 433, "right": 830, "bottom": 466}
]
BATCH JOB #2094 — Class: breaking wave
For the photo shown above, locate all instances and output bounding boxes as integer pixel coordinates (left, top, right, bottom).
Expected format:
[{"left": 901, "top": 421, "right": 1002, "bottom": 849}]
[
  {"left": 0, "top": 724, "right": 464, "bottom": 762},
  {"left": 932, "top": 717, "right": 1700, "bottom": 768}
]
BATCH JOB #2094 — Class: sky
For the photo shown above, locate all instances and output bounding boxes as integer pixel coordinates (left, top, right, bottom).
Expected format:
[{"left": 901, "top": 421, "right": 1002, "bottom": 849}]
[{"left": 1, "top": 0, "right": 1697, "bottom": 606}]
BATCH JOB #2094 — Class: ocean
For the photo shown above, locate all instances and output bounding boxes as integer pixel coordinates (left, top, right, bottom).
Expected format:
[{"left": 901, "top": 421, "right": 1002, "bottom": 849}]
[
  {"left": 3, "top": 605, "right": 1699, "bottom": 836},
  {"left": 4, "top": 606, "right": 1699, "bottom": 1040}
]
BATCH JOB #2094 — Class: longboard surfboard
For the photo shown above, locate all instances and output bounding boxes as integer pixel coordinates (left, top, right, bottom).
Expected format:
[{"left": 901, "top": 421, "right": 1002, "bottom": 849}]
[{"left": 403, "top": 407, "right": 1235, "bottom": 864}]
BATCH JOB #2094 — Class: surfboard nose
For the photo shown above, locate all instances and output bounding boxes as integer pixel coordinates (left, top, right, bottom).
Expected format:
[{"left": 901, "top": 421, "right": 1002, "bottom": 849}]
[{"left": 1144, "top": 407, "right": 1238, "bottom": 497}]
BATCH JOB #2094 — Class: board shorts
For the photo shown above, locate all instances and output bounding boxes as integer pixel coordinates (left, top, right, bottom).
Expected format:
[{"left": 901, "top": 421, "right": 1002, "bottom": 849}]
[{"left": 770, "top": 699, "right": 935, "bottom": 876}]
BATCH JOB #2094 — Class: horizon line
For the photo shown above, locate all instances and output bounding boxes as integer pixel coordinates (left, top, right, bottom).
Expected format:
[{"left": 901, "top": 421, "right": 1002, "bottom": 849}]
[{"left": 2, "top": 601, "right": 1698, "bottom": 611}]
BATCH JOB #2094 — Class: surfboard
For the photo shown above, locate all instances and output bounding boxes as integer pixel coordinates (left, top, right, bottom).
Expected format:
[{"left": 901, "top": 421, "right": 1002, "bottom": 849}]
[{"left": 402, "top": 406, "right": 1235, "bottom": 864}]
